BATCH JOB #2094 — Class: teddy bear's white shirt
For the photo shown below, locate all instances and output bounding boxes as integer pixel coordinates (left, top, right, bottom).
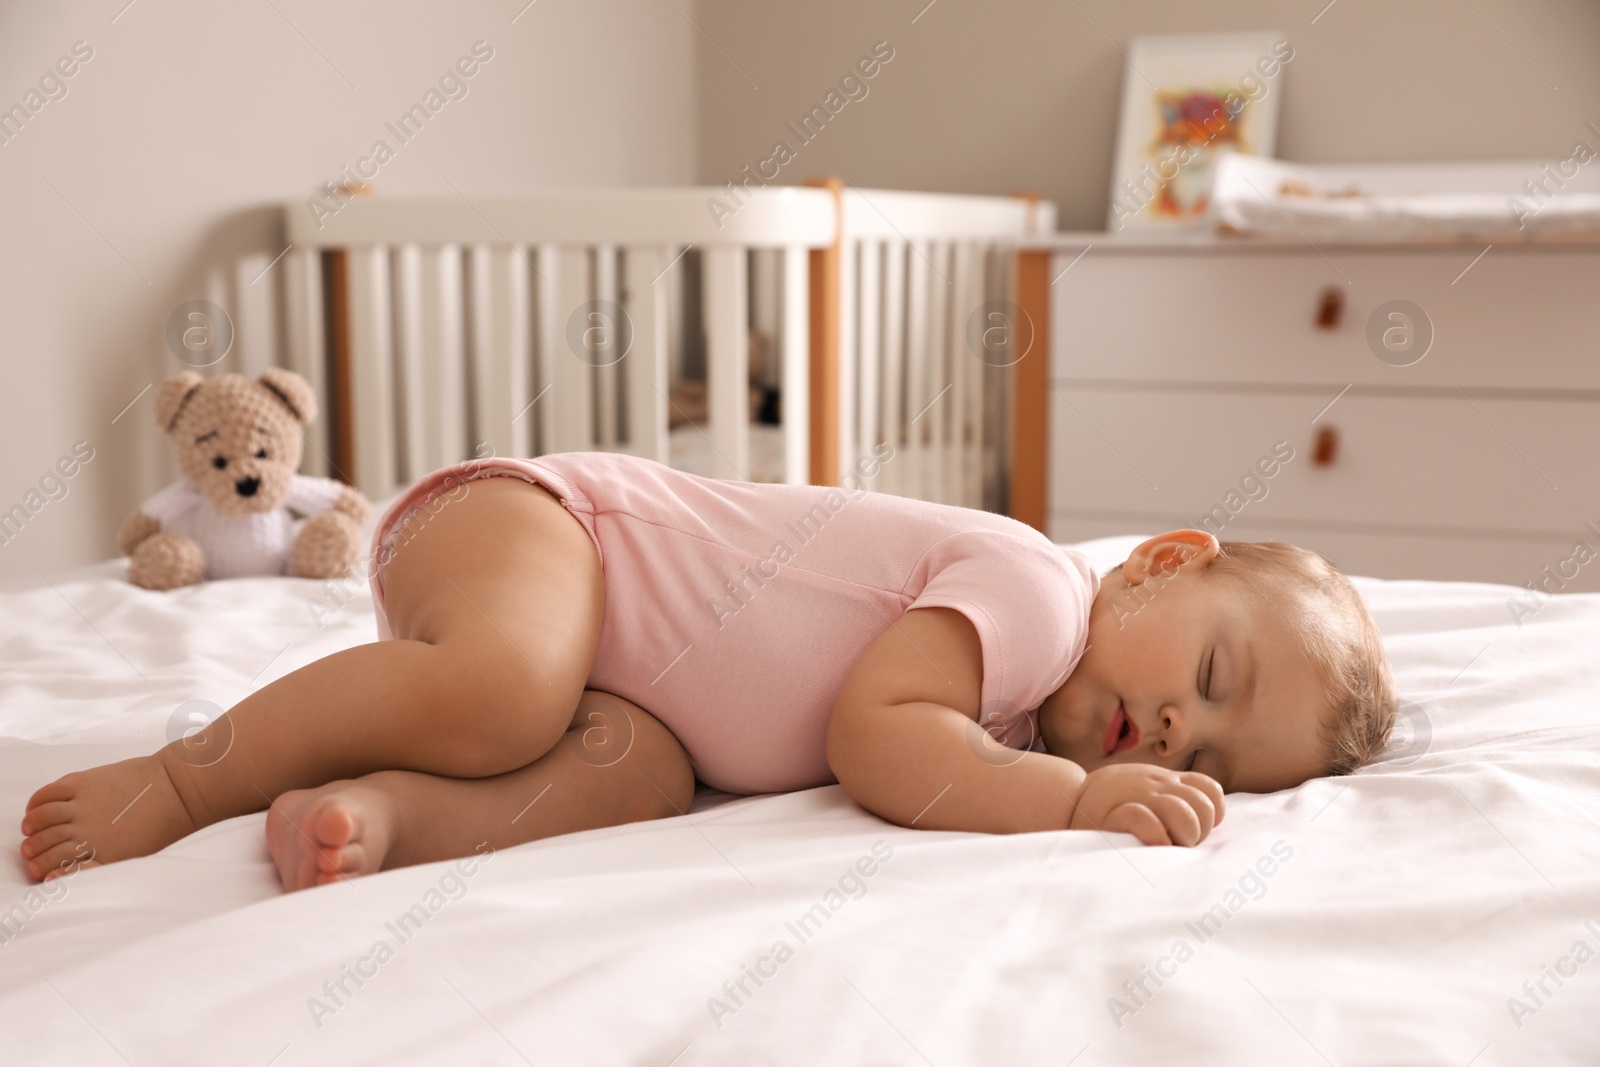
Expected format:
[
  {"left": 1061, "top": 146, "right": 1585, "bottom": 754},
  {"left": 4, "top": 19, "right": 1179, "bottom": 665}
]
[{"left": 139, "top": 474, "right": 348, "bottom": 580}]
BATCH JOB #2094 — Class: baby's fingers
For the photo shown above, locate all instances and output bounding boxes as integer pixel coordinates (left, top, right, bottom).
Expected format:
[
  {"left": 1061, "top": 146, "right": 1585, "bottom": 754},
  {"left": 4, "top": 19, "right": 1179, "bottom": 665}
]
[
  {"left": 1180, "top": 771, "right": 1226, "bottom": 823},
  {"left": 1146, "top": 792, "right": 1206, "bottom": 847},
  {"left": 1104, "top": 803, "right": 1172, "bottom": 847},
  {"left": 1167, "top": 782, "right": 1221, "bottom": 841}
]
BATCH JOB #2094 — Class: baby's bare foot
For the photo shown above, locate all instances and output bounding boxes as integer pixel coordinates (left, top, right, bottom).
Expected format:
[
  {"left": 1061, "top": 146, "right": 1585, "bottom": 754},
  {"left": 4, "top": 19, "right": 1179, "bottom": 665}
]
[
  {"left": 20, "top": 755, "right": 199, "bottom": 881},
  {"left": 266, "top": 781, "right": 398, "bottom": 892}
]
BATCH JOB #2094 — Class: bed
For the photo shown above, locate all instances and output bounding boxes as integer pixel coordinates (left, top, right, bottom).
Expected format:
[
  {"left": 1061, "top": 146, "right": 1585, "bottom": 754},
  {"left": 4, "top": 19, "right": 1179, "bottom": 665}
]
[{"left": 3, "top": 500, "right": 1596, "bottom": 1065}]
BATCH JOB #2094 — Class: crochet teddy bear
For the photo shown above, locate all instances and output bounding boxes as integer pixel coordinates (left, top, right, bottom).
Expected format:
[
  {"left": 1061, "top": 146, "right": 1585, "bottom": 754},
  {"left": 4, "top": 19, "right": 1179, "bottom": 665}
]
[{"left": 118, "top": 368, "right": 372, "bottom": 590}]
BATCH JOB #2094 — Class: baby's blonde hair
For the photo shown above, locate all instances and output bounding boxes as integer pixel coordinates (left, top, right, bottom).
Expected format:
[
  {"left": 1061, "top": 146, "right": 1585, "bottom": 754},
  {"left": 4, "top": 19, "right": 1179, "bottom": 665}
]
[{"left": 1201, "top": 541, "right": 1397, "bottom": 775}]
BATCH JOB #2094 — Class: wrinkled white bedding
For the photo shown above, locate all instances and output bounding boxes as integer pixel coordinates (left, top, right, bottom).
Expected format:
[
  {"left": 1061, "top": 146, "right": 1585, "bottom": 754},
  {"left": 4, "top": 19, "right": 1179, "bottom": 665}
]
[{"left": 1, "top": 513, "right": 1597, "bottom": 1065}]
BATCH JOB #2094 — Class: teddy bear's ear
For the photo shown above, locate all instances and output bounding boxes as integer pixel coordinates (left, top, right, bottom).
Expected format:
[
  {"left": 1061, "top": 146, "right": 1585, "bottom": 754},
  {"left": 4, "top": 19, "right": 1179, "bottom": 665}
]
[
  {"left": 155, "top": 372, "right": 205, "bottom": 433},
  {"left": 257, "top": 368, "right": 318, "bottom": 425}
]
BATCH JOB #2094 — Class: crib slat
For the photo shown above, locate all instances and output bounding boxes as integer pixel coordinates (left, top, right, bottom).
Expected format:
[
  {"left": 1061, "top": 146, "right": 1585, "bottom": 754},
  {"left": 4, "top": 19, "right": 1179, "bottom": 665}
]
[
  {"left": 986, "top": 247, "right": 1012, "bottom": 512},
  {"left": 703, "top": 246, "right": 750, "bottom": 480},
  {"left": 464, "top": 244, "right": 488, "bottom": 455},
  {"left": 201, "top": 266, "right": 230, "bottom": 374},
  {"left": 346, "top": 246, "right": 397, "bottom": 498},
  {"left": 947, "top": 241, "right": 972, "bottom": 508},
  {"left": 533, "top": 244, "right": 559, "bottom": 456},
  {"left": 622, "top": 245, "right": 670, "bottom": 464},
  {"left": 780, "top": 245, "right": 809, "bottom": 486},
  {"left": 594, "top": 245, "right": 620, "bottom": 449},
  {"left": 836, "top": 238, "right": 857, "bottom": 484},
  {"left": 420, "top": 245, "right": 467, "bottom": 469},
  {"left": 233, "top": 254, "right": 276, "bottom": 380},
  {"left": 925, "top": 240, "right": 951, "bottom": 505},
  {"left": 903, "top": 239, "right": 930, "bottom": 506},
  {"left": 664, "top": 249, "right": 685, "bottom": 390},
  {"left": 494, "top": 246, "right": 533, "bottom": 458},
  {"left": 934, "top": 240, "right": 955, "bottom": 506},
  {"left": 855, "top": 239, "right": 882, "bottom": 492},
  {"left": 282, "top": 248, "right": 328, "bottom": 477},
  {"left": 962, "top": 241, "right": 986, "bottom": 509},
  {"left": 553, "top": 247, "right": 594, "bottom": 452},
  {"left": 392, "top": 244, "right": 426, "bottom": 485},
  {"left": 464, "top": 245, "right": 491, "bottom": 456},
  {"left": 465, "top": 245, "right": 530, "bottom": 460},
  {"left": 948, "top": 241, "right": 969, "bottom": 508},
  {"left": 878, "top": 239, "right": 906, "bottom": 498},
  {"left": 949, "top": 241, "right": 971, "bottom": 507}
]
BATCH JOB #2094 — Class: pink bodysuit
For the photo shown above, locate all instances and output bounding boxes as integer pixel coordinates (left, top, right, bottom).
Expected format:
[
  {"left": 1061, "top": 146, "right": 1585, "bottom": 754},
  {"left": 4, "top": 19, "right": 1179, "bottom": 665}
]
[{"left": 367, "top": 451, "right": 1099, "bottom": 795}]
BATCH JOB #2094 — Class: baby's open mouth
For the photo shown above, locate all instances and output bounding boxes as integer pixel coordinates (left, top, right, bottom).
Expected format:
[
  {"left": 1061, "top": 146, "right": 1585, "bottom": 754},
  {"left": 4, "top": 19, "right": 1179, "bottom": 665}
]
[{"left": 1102, "top": 701, "right": 1141, "bottom": 757}]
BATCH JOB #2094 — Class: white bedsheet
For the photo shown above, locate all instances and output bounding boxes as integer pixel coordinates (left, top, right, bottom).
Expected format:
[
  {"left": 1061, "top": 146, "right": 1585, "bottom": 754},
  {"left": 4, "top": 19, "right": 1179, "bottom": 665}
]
[{"left": 1, "top": 519, "right": 1597, "bottom": 1065}]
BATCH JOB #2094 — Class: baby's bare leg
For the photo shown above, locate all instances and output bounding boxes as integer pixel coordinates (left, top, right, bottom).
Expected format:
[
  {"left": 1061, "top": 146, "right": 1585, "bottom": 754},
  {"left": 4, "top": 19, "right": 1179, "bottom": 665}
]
[
  {"left": 20, "top": 475, "right": 603, "bottom": 880},
  {"left": 266, "top": 691, "right": 695, "bottom": 891}
]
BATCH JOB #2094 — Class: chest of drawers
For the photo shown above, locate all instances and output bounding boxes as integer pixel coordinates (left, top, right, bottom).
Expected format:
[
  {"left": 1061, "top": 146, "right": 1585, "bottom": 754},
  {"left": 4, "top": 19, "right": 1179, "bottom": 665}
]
[{"left": 1037, "top": 235, "right": 1600, "bottom": 592}]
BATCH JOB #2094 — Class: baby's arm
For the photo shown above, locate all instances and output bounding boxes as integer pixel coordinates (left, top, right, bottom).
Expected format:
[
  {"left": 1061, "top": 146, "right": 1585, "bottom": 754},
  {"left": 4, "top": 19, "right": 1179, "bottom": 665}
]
[{"left": 826, "top": 607, "right": 1223, "bottom": 845}]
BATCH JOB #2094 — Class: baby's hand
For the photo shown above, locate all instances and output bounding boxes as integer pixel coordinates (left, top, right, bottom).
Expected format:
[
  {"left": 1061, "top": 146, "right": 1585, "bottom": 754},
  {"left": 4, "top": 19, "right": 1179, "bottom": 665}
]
[{"left": 1067, "top": 764, "right": 1226, "bottom": 847}]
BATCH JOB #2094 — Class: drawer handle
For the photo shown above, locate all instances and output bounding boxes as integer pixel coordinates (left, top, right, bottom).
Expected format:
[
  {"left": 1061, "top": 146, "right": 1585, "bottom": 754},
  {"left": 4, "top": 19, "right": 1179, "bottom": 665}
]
[
  {"left": 1316, "top": 287, "right": 1344, "bottom": 330},
  {"left": 1313, "top": 425, "right": 1340, "bottom": 466}
]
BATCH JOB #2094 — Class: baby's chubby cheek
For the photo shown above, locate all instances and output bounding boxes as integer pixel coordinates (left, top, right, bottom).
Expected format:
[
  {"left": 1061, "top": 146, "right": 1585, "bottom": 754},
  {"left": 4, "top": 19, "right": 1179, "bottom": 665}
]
[{"left": 1045, "top": 676, "right": 1106, "bottom": 758}]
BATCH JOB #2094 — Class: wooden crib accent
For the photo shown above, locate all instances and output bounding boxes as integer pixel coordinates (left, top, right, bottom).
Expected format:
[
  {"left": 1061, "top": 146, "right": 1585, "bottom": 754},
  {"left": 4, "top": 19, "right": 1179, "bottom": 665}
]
[
  {"left": 1011, "top": 248, "right": 1051, "bottom": 534},
  {"left": 804, "top": 177, "right": 844, "bottom": 493}
]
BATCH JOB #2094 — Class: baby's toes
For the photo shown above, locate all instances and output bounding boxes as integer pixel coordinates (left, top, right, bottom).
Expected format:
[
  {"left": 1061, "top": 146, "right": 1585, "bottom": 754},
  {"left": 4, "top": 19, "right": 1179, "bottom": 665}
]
[
  {"left": 310, "top": 802, "right": 360, "bottom": 852},
  {"left": 314, "top": 842, "right": 366, "bottom": 877},
  {"left": 21, "top": 821, "right": 79, "bottom": 859},
  {"left": 21, "top": 801, "right": 75, "bottom": 836},
  {"left": 314, "top": 859, "right": 360, "bottom": 886},
  {"left": 284, "top": 856, "right": 319, "bottom": 893},
  {"left": 28, "top": 840, "right": 94, "bottom": 881},
  {"left": 25, "top": 777, "right": 76, "bottom": 811}
]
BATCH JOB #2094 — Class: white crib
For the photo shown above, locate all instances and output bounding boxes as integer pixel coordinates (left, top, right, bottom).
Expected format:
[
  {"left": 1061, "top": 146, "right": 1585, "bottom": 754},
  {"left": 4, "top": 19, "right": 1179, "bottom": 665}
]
[{"left": 260, "top": 183, "right": 1053, "bottom": 516}]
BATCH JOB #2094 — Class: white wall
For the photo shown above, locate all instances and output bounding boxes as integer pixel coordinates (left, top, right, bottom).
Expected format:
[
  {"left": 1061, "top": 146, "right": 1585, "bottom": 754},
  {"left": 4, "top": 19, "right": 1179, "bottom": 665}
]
[
  {"left": 0, "top": 0, "right": 698, "bottom": 580},
  {"left": 693, "top": 0, "right": 1600, "bottom": 229}
]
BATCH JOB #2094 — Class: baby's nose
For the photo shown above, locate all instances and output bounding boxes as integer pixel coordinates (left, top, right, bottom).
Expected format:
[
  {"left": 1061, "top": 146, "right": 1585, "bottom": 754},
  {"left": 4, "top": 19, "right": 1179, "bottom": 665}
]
[
  {"left": 235, "top": 476, "right": 261, "bottom": 497},
  {"left": 1159, "top": 706, "right": 1191, "bottom": 751}
]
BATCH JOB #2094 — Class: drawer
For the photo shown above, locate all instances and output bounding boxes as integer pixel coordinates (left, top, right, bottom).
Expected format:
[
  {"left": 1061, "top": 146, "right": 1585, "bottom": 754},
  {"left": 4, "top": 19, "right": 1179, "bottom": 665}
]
[
  {"left": 1046, "top": 386, "right": 1600, "bottom": 539},
  {"left": 1048, "top": 511, "right": 1600, "bottom": 592},
  {"left": 1050, "top": 248, "right": 1600, "bottom": 391}
]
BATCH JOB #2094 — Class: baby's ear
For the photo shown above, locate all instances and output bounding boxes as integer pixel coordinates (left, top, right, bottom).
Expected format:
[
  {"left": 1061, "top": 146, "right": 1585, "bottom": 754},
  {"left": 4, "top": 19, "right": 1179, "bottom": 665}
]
[
  {"left": 155, "top": 372, "right": 205, "bottom": 433},
  {"left": 1123, "top": 529, "right": 1219, "bottom": 584},
  {"left": 257, "top": 368, "right": 318, "bottom": 425}
]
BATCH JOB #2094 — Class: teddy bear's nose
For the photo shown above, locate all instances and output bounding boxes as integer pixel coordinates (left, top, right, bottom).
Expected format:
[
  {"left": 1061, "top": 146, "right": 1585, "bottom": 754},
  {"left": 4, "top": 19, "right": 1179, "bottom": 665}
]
[{"left": 235, "top": 476, "right": 261, "bottom": 498}]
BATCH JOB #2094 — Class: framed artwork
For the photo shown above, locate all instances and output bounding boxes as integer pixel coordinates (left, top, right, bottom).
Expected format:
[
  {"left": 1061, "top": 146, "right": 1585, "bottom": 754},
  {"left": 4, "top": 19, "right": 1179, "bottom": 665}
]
[{"left": 1106, "top": 32, "right": 1291, "bottom": 231}]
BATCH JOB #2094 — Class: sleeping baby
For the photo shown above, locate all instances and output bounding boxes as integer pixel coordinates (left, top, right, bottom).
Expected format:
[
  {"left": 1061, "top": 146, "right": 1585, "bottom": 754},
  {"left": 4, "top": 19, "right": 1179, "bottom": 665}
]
[{"left": 20, "top": 451, "right": 1397, "bottom": 890}]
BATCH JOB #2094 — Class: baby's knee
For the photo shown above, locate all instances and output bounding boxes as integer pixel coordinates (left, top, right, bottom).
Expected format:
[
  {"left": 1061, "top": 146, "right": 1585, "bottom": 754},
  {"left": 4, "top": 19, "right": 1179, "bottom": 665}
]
[
  {"left": 447, "top": 708, "right": 570, "bottom": 778},
  {"left": 431, "top": 657, "right": 578, "bottom": 776},
  {"left": 560, "top": 692, "right": 694, "bottom": 821},
  {"left": 620, "top": 704, "right": 695, "bottom": 820}
]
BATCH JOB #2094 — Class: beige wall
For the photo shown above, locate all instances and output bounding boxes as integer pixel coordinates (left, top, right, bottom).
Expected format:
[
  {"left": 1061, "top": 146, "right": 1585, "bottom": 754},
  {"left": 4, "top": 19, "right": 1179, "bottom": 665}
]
[
  {"left": 0, "top": 0, "right": 697, "bottom": 580},
  {"left": 693, "top": 0, "right": 1600, "bottom": 229}
]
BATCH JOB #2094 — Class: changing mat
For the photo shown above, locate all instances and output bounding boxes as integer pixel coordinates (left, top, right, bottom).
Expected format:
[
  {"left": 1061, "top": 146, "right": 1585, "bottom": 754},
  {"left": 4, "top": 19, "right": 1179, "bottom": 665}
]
[{"left": 1208, "top": 153, "right": 1600, "bottom": 243}]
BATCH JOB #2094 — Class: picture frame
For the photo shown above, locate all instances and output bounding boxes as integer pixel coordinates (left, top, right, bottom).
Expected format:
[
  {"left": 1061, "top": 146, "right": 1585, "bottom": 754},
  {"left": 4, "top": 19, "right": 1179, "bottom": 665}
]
[{"left": 1106, "top": 32, "right": 1291, "bottom": 231}]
